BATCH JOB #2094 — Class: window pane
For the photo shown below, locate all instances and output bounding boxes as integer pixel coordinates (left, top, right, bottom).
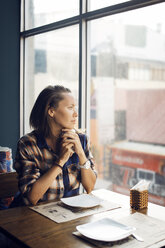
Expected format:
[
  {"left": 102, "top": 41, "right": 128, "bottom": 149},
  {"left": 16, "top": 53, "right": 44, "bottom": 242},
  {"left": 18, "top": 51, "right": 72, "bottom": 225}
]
[
  {"left": 89, "top": 0, "right": 130, "bottom": 11},
  {"left": 25, "top": 0, "right": 79, "bottom": 30},
  {"left": 89, "top": 3, "right": 165, "bottom": 206},
  {"left": 24, "top": 25, "right": 79, "bottom": 133}
]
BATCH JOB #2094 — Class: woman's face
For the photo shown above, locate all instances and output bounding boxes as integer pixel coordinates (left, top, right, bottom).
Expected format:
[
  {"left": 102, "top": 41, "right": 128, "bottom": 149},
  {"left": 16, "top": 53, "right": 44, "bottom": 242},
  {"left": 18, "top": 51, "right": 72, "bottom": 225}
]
[{"left": 52, "top": 93, "right": 78, "bottom": 129}]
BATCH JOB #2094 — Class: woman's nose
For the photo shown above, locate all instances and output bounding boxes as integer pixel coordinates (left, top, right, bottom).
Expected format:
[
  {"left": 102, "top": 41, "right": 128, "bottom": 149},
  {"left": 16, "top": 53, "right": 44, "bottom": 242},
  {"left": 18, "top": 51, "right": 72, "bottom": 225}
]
[{"left": 74, "top": 108, "right": 78, "bottom": 117}]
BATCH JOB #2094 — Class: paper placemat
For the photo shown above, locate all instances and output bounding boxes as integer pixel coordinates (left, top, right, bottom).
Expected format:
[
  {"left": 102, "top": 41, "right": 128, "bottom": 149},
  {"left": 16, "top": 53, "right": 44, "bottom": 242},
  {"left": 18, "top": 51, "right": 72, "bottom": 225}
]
[
  {"left": 30, "top": 198, "right": 120, "bottom": 223},
  {"left": 73, "top": 212, "right": 165, "bottom": 248}
]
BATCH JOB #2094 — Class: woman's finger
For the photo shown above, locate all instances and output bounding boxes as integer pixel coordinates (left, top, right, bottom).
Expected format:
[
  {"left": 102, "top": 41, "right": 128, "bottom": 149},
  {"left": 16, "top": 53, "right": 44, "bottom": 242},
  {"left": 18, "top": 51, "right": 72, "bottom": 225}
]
[
  {"left": 61, "top": 130, "right": 77, "bottom": 138},
  {"left": 61, "top": 141, "right": 74, "bottom": 148}
]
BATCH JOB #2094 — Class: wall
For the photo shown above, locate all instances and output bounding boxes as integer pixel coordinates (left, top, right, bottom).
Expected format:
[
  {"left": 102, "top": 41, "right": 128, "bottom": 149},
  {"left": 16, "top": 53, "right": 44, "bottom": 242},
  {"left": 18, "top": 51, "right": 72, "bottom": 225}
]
[{"left": 0, "top": 0, "right": 20, "bottom": 158}]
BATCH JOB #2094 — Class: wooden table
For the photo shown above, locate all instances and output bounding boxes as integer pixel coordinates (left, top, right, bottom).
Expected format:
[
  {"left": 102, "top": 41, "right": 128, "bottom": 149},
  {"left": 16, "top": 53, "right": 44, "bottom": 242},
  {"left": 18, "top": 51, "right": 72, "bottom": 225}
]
[{"left": 0, "top": 189, "right": 165, "bottom": 248}]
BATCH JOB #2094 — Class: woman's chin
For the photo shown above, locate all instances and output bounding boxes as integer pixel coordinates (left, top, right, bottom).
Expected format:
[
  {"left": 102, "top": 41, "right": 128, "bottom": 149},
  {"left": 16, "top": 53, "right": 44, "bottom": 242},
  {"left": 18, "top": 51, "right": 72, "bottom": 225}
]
[{"left": 63, "top": 124, "right": 75, "bottom": 129}]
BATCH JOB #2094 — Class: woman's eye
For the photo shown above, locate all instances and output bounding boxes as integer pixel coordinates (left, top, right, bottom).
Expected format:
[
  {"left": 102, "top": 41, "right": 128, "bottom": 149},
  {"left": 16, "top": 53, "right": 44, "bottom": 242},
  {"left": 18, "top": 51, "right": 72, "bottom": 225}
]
[{"left": 68, "top": 106, "right": 78, "bottom": 111}]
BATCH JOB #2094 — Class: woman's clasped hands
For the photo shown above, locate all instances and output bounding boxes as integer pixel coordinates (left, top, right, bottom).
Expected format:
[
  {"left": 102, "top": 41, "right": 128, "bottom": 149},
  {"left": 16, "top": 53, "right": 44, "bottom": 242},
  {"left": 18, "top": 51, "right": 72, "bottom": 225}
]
[{"left": 60, "top": 129, "right": 84, "bottom": 159}]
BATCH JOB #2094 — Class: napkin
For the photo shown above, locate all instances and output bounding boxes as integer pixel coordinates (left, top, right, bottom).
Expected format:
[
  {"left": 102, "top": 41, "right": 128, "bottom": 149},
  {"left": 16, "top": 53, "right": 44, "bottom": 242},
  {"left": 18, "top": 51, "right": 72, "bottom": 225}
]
[{"left": 131, "top": 180, "right": 150, "bottom": 191}]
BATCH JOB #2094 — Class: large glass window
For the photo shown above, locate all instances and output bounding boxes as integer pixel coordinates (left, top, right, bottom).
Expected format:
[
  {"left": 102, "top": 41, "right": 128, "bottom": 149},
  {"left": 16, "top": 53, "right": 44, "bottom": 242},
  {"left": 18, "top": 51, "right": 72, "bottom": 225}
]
[
  {"left": 89, "top": 3, "right": 165, "bottom": 206},
  {"left": 22, "top": 1, "right": 165, "bottom": 206},
  {"left": 24, "top": 25, "right": 79, "bottom": 133}
]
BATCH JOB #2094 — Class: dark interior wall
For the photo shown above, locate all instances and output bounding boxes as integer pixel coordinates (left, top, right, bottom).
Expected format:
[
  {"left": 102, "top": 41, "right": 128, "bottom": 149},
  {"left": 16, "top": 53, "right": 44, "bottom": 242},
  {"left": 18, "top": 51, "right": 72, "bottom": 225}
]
[{"left": 0, "top": 0, "right": 20, "bottom": 158}]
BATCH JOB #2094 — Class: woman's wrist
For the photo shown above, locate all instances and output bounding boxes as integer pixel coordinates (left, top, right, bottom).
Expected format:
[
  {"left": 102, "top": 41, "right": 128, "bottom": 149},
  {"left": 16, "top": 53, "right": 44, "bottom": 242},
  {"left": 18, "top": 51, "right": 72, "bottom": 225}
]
[
  {"left": 78, "top": 152, "right": 87, "bottom": 165},
  {"left": 54, "top": 159, "right": 64, "bottom": 169},
  {"left": 54, "top": 162, "right": 63, "bottom": 170},
  {"left": 77, "top": 149, "right": 85, "bottom": 158}
]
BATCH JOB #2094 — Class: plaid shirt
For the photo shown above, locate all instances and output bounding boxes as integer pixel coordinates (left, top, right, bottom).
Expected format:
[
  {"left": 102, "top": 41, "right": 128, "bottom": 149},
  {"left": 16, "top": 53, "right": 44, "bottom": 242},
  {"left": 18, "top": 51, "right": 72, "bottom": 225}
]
[{"left": 14, "top": 130, "right": 96, "bottom": 205}]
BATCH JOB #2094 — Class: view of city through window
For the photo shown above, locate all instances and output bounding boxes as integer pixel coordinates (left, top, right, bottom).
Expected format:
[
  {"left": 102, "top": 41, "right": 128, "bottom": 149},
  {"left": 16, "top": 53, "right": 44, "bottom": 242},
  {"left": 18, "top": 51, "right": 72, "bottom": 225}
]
[
  {"left": 24, "top": 26, "right": 79, "bottom": 132},
  {"left": 89, "top": 3, "right": 165, "bottom": 206},
  {"left": 24, "top": 1, "right": 165, "bottom": 206}
]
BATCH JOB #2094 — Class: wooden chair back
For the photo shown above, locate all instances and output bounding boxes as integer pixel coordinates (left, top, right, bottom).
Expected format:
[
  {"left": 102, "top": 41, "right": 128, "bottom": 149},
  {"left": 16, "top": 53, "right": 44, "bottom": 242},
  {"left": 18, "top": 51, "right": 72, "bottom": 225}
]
[{"left": 0, "top": 172, "right": 18, "bottom": 198}]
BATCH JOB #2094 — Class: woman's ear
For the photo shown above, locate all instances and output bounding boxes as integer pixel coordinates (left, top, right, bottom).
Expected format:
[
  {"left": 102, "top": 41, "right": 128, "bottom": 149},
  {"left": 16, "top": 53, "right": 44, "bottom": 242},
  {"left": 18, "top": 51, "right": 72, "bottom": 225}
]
[{"left": 48, "top": 107, "right": 55, "bottom": 118}]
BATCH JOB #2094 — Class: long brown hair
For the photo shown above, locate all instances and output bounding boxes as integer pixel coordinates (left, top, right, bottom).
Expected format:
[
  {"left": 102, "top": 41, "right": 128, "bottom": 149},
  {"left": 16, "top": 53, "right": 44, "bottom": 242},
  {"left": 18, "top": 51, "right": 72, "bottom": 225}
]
[{"left": 29, "top": 85, "right": 71, "bottom": 136}]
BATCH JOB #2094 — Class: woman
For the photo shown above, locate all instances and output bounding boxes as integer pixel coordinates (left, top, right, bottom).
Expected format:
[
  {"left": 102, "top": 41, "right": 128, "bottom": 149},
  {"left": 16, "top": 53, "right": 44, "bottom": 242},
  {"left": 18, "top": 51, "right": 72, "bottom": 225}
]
[{"left": 14, "top": 85, "right": 97, "bottom": 206}]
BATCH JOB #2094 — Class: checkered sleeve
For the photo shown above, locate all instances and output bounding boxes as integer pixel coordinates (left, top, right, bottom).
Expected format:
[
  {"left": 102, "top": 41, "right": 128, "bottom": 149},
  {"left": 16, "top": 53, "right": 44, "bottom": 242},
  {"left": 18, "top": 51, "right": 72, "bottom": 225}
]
[{"left": 14, "top": 136, "right": 41, "bottom": 202}]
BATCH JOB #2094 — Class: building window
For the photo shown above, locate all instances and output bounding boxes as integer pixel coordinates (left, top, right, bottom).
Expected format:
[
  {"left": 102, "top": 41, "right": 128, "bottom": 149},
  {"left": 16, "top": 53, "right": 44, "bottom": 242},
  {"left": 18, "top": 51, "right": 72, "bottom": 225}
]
[{"left": 35, "top": 49, "right": 47, "bottom": 73}]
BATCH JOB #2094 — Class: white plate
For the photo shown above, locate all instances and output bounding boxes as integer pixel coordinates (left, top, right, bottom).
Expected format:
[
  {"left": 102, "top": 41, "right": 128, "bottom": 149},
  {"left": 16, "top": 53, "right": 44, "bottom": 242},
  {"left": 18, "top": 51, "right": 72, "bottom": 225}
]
[
  {"left": 76, "top": 218, "right": 136, "bottom": 242},
  {"left": 61, "top": 194, "right": 102, "bottom": 208}
]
